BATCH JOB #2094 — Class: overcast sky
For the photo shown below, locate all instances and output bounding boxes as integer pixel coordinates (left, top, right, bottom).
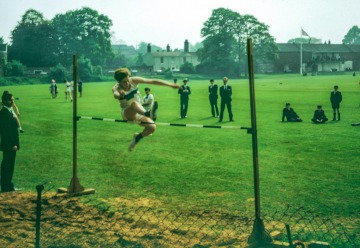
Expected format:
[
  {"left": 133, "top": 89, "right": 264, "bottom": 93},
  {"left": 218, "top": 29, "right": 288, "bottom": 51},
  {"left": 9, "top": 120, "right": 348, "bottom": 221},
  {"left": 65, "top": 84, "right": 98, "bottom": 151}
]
[{"left": 1, "top": 0, "right": 359, "bottom": 49}]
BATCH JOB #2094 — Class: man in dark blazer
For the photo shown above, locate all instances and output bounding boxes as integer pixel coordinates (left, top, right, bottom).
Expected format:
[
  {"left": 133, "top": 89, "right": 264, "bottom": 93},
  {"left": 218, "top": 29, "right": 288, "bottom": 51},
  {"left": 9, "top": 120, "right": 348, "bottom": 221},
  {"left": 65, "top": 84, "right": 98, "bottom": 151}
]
[
  {"left": 330, "top": 85, "right": 342, "bottom": 120},
  {"left": 311, "top": 105, "right": 328, "bottom": 124},
  {"left": 219, "top": 77, "right": 234, "bottom": 122},
  {"left": 208, "top": 79, "right": 219, "bottom": 117},
  {"left": 178, "top": 79, "right": 191, "bottom": 118},
  {"left": 0, "top": 91, "right": 20, "bottom": 192}
]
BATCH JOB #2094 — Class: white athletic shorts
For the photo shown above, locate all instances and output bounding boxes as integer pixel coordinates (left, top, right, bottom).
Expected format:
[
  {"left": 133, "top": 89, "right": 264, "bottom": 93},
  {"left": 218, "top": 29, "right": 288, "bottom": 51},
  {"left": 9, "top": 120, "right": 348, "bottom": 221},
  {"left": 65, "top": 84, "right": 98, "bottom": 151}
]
[{"left": 121, "top": 109, "right": 143, "bottom": 124}]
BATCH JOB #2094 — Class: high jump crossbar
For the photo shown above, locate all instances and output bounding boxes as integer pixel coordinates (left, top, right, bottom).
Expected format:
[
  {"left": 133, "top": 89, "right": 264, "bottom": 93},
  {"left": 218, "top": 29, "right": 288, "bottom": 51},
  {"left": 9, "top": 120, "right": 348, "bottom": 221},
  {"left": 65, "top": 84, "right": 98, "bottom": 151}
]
[{"left": 77, "top": 116, "right": 249, "bottom": 130}]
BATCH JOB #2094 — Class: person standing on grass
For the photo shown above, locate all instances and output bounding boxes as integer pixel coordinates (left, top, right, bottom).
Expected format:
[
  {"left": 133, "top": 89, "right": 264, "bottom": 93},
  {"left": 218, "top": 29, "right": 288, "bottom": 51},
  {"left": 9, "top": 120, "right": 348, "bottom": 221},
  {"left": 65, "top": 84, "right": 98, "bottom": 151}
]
[
  {"left": 78, "top": 79, "right": 83, "bottom": 98},
  {"left": 330, "top": 85, "right": 342, "bottom": 120},
  {"left": 178, "top": 79, "right": 191, "bottom": 118},
  {"left": 64, "top": 80, "right": 72, "bottom": 102},
  {"left": 208, "top": 79, "right": 219, "bottom": 117},
  {"left": 49, "top": 79, "right": 58, "bottom": 99},
  {"left": 1, "top": 91, "right": 24, "bottom": 133},
  {"left": 311, "top": 105, "right": 328, "bottom": 124},
  {"left": 219, "top": 77, "right": 234, "bottom": 122},
  {"left": 282, "top": 103, "right": 302, "bottom": 122},
  {"left": 112, "top": 68, "right": 180, "bottom": 152},
  {"left": 0, "top": 92, "right": 20, "bottom": 192}
]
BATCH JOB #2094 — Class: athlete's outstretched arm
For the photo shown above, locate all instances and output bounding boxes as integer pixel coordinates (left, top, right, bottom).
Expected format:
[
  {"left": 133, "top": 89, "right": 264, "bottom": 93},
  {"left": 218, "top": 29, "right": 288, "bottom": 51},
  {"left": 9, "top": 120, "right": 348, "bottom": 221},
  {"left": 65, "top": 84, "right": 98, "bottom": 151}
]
[{"left": 132, "top": 77, "right": 180, "bottom": 89}]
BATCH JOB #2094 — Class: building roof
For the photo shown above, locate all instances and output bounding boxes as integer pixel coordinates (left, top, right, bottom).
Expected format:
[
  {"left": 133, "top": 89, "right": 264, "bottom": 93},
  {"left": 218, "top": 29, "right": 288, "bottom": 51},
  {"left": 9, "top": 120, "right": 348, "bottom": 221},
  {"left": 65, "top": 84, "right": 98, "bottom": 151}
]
[
  {"left": 145, "top": 51, "right": 196, "bottom": 57},
  {"left": 277, "top": 43, "right": 360, "bottom": 53}
]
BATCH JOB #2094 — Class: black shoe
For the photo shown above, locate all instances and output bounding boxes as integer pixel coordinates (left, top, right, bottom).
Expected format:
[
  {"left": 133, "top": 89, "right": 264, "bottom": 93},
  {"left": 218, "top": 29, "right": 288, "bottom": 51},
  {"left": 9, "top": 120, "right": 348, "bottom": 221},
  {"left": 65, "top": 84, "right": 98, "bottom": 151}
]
[
  {"left": 20, "top": 128, "right": 25, "bottom": 133},
  {"left": 230, "top": 119, "right": 234, "bottom": 122}
]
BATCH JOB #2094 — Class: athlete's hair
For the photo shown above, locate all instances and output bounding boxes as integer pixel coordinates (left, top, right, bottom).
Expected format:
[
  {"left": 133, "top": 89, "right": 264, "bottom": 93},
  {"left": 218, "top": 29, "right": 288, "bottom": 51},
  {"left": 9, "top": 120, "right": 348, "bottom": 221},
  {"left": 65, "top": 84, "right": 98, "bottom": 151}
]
[{"left": 114, "top": 68, "right": 131, "bottom": 82}]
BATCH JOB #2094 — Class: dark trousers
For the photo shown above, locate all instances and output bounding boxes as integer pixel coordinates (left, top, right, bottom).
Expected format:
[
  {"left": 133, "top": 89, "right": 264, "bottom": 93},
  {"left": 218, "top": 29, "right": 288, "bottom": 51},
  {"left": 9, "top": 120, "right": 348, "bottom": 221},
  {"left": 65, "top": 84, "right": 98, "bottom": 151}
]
[
  {"left": 311, "top": 117, "right": 328, "bottom": 124},
  {"left": 219, "top": 100, "right": 233, "bottom": 121},
  {"left": 1, "top": 150, "right": 16, "bottom": 192},
  {"left": 209, "top": 96, "right": 219, "bottom": 117},
  {"left": 180, "top": 98, "right": 189, "bottom": 118}
]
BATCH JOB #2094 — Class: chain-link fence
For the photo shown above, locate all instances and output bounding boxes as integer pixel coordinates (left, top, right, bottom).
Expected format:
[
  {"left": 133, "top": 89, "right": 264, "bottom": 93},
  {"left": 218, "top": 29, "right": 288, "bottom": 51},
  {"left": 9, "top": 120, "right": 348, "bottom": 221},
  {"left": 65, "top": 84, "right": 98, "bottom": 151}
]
[{"left": 0, "top": 184, "right": 358, "bottom": 248}]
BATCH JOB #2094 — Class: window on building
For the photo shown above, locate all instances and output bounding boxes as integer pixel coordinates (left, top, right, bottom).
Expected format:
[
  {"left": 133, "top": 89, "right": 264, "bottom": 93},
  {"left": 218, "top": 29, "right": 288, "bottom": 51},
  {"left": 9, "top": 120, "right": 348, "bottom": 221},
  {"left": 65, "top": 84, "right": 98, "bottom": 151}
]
[{"left": 161, "top": 57, "right": 164, "bottom": 63}]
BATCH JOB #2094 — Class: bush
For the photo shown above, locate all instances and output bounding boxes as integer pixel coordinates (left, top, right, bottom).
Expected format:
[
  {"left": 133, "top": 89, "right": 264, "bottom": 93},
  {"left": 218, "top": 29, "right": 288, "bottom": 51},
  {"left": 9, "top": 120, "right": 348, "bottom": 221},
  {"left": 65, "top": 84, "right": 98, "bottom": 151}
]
[
  {"left": 4, "top": 60, "right": 25, "bottom": 76},
  {"left": 164, "top": 69, "right": 173, "bottom": 79},
  {"left": 93, "top": 65, "right": 103, "bottom": 76},
  {"left": 49, "top": 63, "right": 68, "bottom": 83},
  {"left": 78, "top": 56, "right": 93, "bottom": 81},
  {"left": 180, "top": 62, "right": 195, "bottom": 74}
]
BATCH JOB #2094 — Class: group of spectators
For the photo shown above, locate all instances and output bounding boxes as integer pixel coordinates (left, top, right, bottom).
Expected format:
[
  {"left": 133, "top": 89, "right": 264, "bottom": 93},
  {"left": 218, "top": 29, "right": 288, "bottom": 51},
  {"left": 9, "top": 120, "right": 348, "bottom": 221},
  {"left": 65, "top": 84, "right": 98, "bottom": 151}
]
[
  {"left": 0, "top": 68, "right": 350, "bottom": 192},
  {"left": 282, "top": 85, "right": 343, "bottom": 124},
  {"left": 178, "top": 77, "right": 234, "bottom": 122},
  {"left": 49, "top": 79, "right": 83, "bottom": 100}
]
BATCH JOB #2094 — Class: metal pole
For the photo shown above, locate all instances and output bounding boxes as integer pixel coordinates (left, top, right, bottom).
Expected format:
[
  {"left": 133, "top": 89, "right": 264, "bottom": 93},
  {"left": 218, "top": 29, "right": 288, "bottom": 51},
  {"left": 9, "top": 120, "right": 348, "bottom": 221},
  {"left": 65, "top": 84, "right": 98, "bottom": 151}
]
[
  {"left": 57, "top": 55, "right": 94, "bottom": 195},
  {"left": 300, "top": 42, "right": 303, "bottom": 75},
  {"left": 246, "top": 38, "right": 272, "bottom": 247},
  {"left": 35, "top": 184, "right": 44, "bottom": 248},
  {"left": 247, "top": 38, "right": 261, "bottom": 220},
  {"left": 73, "top": 54, "right": 78, "bottom": 181},
  {"left": 67, "top": 54, "right": 84, "bottom": 193}
]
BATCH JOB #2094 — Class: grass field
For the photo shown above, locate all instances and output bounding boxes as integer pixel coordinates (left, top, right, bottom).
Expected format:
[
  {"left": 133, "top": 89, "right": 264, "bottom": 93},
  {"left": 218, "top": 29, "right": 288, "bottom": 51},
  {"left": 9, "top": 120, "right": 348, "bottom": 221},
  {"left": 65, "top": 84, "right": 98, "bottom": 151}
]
[{"left": 1, "top": 73, "right": 359, "bottom": 220}]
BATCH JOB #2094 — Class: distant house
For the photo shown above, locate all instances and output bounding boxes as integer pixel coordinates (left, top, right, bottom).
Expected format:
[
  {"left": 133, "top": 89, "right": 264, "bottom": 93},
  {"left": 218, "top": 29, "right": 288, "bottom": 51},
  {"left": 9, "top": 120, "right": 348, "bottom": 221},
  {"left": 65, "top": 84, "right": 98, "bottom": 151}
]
[
  {"left": 274, "top": 43, "right": 360, "bottom": 73},
  {"left": 142, "top": 40, "right": 200, "bottom": 72},
  {"left": 0, "top": 44, "right": 7, "bottom": 76}
]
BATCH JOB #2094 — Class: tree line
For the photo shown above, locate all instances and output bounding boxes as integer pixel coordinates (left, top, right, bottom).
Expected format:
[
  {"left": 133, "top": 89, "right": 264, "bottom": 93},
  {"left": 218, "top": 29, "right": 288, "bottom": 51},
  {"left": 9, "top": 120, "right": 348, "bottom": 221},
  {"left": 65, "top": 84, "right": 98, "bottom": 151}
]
[{"left": 1, "top": 7, "right": 359, "bottom": 79}]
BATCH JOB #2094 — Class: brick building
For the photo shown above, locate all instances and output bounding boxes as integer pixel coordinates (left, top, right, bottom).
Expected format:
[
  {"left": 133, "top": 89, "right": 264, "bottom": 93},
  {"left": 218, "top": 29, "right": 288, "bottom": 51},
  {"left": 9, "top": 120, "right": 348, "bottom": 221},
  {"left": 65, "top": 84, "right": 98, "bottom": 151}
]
[{"left": 274, "top": 43, "right": 360, "bottom": 74}]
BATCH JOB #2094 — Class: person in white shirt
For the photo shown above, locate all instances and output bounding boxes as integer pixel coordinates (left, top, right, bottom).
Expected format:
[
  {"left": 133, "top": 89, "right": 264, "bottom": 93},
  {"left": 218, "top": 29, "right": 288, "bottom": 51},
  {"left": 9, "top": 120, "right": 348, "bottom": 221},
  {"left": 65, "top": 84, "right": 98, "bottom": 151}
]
[
  {"left": 64, "top": 80, "right": 72, "bottom": 102},
  {"left": 112, "top": 68, "right": 179, "bottom": 151},
  {"left": 142, "top": 88, "right": 154, "bottom": 112}
]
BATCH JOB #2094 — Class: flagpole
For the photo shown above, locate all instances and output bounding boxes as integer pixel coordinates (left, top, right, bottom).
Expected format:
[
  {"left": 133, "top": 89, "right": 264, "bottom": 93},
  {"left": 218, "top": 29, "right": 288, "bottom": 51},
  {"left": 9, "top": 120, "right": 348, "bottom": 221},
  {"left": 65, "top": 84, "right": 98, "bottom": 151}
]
[
  {"left": 300, "top": 42, "right": 303, "bottom": 75},
  {"left": 300, "top": 28, "right": 303, "bottom": 75}
]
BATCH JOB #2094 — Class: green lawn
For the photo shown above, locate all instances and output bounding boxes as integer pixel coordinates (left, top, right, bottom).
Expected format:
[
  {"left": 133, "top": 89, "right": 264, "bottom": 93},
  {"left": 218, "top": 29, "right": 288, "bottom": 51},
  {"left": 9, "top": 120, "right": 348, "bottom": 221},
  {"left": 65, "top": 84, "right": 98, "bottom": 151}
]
[{"left": 2, "top": 73, "right": 359, "bottom": 218}]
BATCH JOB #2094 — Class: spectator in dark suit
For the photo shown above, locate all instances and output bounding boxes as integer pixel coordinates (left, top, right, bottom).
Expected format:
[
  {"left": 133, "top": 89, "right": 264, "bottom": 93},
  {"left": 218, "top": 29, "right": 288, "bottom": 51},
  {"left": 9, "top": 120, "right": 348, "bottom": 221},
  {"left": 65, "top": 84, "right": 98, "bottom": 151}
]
[
  {"left": 208, "top": 79, "right": 219, "bottom": 117},
  {"left": 219, "top": 77, "right": 234, "bottom": 122},
  {"left": 311, "top": 105, "right": 328, "bottom": 124},
  {"left": 330, "top": 85, "right": 342, "bottom": 120},
  {"left": 78, "top": 79, "right": 83, "bottom": 98},
  {"left": 282, "top": 103, "right": 302, "bottom": 122},
  {"left": 0, "top": 91, "right": 20, "bottom": 192},
  {"left": 178, "top": 79, "right": 191, "bottom": 118}
]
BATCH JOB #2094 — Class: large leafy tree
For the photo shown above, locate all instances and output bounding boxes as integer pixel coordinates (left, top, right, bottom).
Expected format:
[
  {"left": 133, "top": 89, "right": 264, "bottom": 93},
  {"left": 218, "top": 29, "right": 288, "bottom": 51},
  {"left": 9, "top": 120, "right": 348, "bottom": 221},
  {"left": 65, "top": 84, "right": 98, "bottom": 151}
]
[
  {"left": 198, "top": 8, "right": 238, "bottom": 76},
  {"left": 198, "top": 8, "right": 278, "bottom": 76},
  {"left": 51, "top": 7, "right": 113, "bottom": 66},
  {"left": 342, "top": 25, "right": 360, "bottom": 44},
  {"left": 8, "top": 9, "right": 56, "bottom": 66}
]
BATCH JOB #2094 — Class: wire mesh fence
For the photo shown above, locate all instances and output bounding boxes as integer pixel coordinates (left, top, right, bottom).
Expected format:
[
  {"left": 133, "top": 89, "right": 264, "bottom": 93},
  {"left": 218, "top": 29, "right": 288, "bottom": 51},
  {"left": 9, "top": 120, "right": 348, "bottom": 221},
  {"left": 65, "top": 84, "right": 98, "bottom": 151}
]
[{"left": 0, "top": 185, "right": 358, "bottom": 248}]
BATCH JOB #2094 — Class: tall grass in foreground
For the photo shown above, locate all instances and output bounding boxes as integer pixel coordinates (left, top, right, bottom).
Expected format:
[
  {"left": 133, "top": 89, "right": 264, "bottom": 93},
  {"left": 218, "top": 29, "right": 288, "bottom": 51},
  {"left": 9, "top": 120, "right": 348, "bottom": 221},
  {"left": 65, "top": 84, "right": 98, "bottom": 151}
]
[{"left": 1, "top": 73, "right": 359, "bottom": 217}]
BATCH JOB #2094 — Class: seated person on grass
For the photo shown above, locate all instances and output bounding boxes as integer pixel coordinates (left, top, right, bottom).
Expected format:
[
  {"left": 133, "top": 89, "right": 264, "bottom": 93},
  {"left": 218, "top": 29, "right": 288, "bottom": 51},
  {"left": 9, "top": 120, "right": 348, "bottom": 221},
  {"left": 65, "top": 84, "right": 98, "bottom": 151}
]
[
  {"left": 282, "top": 103, "right": 302, "bottom": 122},
  {"left": 311, "top": 105, "right": 328, "bottom": 124}
]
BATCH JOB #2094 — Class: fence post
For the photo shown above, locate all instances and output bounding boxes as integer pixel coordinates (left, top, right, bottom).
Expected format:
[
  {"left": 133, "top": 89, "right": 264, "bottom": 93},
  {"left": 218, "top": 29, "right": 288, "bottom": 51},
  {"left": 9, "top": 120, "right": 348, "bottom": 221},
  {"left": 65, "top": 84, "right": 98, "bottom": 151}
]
[{"left": 35, "top": 184, "right": 44, "bottom": 248}]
